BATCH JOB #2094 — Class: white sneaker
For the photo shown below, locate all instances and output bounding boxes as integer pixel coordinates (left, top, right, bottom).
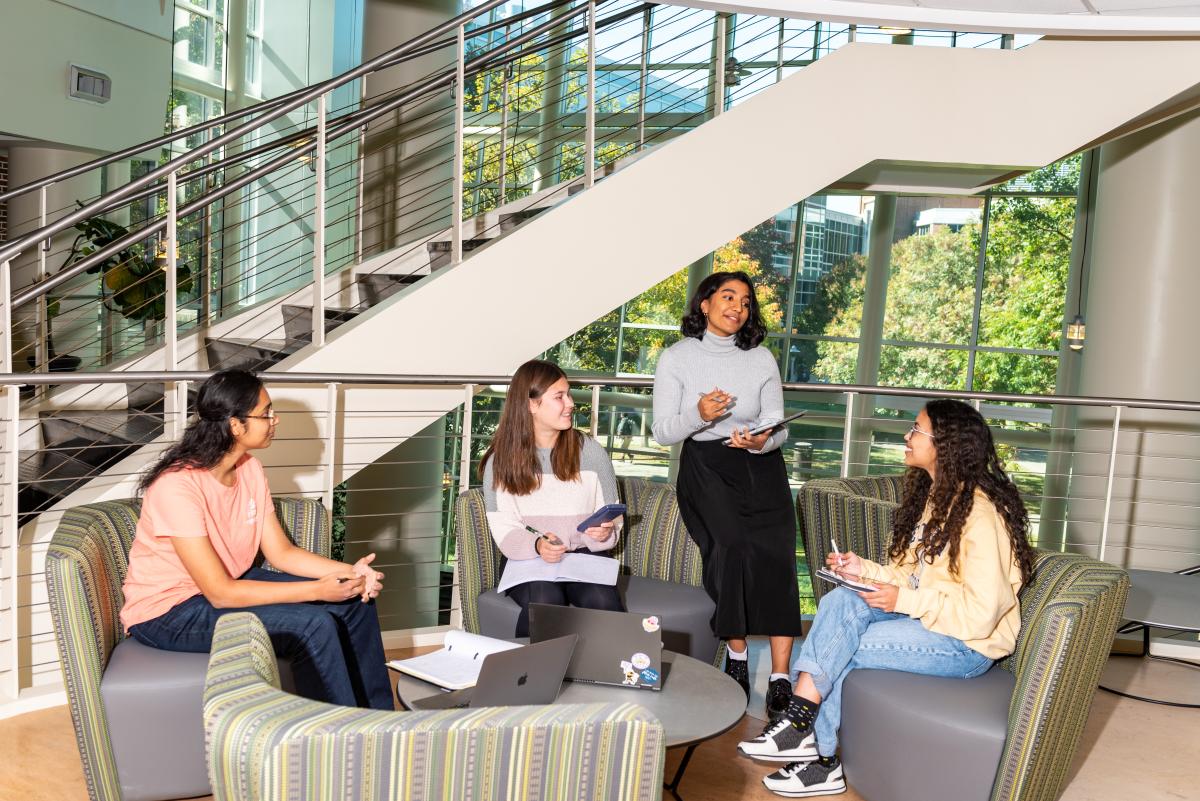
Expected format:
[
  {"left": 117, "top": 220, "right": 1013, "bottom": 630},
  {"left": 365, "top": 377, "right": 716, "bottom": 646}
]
[
  {"left": 737, "top": 717, "right": 818, "bottom": 763},
  {"left": 763, "top": 759, "right": 846, "bottom": 797}
]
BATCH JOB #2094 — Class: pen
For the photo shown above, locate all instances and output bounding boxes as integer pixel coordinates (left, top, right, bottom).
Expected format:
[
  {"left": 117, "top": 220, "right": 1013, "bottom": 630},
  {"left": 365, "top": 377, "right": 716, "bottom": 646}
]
[
  {"left": 524, "top": 524, "right": 561, "bottom": 546},
  {"left": 831, "top": 536, "right": 846, "bottom": 568}
]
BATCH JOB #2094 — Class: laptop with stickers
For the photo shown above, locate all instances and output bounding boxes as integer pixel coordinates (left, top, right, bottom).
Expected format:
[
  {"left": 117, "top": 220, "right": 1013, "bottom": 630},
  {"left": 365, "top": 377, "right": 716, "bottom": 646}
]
[{"left": 528, "top": 603, "right": 664, "bottom": 691}]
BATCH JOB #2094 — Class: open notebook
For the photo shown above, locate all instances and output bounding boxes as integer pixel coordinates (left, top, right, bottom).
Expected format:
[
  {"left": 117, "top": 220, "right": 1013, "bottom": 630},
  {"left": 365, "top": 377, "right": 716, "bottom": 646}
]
[{"left": 388, "top": 630, "right": 520, "bottom": 690}]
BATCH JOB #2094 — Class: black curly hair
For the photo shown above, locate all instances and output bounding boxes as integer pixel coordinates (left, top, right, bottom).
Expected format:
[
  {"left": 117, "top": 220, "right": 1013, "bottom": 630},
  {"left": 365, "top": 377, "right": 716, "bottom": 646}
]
[
  {"left": 138, "top": 369, "right": 264, "bottom": 494},
  {"left": 889, "top": 399, "right": 1036, "bottom": 584},
  {"left": 679, "top": 271, "right": 767, "bottom": 350}
]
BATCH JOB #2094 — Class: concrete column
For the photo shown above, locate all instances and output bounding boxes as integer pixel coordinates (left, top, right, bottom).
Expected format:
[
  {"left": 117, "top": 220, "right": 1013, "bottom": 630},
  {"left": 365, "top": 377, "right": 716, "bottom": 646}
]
[
  {"left": 344, "top": 416, "right": 447, "bottom": 632},
  {"left": 846, "top": 194, "right": 896, "bottom": 476},
  {"left": 532, "top": 3, "right": 572, "bottom": 192},
  {"left": 1067, "top": 109, "right": 1200, "bottom": 570},
  {"left": 360, "top": 0, "right": 459, "bottom": 258},
  {"left": 667, "top": 253, "right": 715, "bottom": 482},
  {"left": 6, "top": 144, "right": 102, "bottom": 370}
]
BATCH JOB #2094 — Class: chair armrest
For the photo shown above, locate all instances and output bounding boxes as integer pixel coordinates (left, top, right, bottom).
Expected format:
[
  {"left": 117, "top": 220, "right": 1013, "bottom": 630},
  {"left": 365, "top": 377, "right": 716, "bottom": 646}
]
[
  {"left": 205, "top": 615, "right": 665, "bottom": 801},
  {"left": 991, "top": 554, "right": 1129, "bottom": 801},
  {"left": 616, "top": 477, "right": 704, "bottom": 587},
  {"left": 453, "top": 488, "right": 500, "bottom": 634},
  {"left": 797, "top": 482, "right": 898, "bottom": 604},
  {"left": 260, "top": 497, "right": 331, "bottom": 573}
]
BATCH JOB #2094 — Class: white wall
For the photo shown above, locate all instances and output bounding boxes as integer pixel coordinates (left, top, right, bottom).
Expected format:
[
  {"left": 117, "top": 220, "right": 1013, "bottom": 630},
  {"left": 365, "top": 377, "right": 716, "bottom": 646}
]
[{"left": 0, "top": 0, "right": 172, "bottom": 153}]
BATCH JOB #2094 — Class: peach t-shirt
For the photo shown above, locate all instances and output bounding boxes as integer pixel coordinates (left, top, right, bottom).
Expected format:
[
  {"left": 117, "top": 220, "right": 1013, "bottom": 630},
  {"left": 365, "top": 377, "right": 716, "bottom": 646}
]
[{"left": 120, "top": 455, "right": 271, "bottom": 632}]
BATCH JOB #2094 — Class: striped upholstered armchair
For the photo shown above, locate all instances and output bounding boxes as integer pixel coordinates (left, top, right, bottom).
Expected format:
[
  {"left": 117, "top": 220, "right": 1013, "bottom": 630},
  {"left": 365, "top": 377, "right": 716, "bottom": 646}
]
[
  {"left": 204, "top": 612, "right": 666, "bottom": 801},
  {"left": 45, "top": 496, "right": 329, "bottom": 801},
  {"left": 455, "top": 476, "right": 721, "bottom": 665},
  {"left": 797, "top": 476, "right": 1129, "bottom": 801}
]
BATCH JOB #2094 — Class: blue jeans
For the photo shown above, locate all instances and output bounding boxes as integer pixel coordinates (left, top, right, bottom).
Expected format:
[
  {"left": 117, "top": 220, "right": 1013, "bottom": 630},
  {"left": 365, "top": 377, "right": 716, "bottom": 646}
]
[
  {"left": 129, "top": 567, "right": 393, "bottom": 710},
  {"left": 791, "top": 588, "right": 993, "bottom": 757}
]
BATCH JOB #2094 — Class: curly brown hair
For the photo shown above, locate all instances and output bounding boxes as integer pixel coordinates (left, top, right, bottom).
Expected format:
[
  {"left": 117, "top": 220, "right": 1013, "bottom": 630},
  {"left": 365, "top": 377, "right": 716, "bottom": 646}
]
[{"left": 889, "top": 399, "right": 1036, "bottom": 584}]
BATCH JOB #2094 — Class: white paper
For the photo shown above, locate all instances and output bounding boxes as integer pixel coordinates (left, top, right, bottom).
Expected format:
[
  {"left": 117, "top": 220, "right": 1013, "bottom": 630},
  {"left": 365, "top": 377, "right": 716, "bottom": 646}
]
[
  {"left": 814, "top": 567, "right": 879, "bottom": 594},
  {"left": 495, "top": 552, "right": 621, "bottom": 594},
  {"left": 387, "top": 630, "right": 521, "bottom": 689}
]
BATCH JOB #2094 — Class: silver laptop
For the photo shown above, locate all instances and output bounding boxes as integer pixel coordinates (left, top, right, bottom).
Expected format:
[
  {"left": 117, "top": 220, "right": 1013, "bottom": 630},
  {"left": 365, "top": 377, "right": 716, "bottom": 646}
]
[
  {"left": 528, "top": 604, "right": 664, "bottom": 692},
  {"left": 411, "top": 634, "right": 578, "bottom": 710}
]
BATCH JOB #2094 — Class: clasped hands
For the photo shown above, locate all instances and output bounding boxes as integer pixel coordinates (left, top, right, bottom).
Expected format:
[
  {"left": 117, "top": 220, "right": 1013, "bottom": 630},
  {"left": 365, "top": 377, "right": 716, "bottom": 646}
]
[
  {"left": 824, "top": 549, "right": 899, "bottom": 612},
  {"left": 324, "top": 553, "right": 384, "bottom": 603}
]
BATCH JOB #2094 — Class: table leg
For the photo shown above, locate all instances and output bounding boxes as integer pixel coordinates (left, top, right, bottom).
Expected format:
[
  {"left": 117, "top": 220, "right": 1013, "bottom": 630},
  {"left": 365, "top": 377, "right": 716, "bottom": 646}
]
[
  {"left": 664, "top": 744, "right": 698, "bottom": 801},
  {"left": 1099, "top": 623, "right": 1200, "bottom": 708}
]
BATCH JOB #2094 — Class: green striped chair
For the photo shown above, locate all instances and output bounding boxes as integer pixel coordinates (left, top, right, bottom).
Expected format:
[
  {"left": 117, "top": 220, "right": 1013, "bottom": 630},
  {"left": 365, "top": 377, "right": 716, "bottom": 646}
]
[
  {"left": 45, "top": 496, "right": 330, "bottom": 801},
  {"left": 455, "top": 476, "right": 722, "bottom": 666},
  {"left": 797, "top": 476, "right": 1129, "bottom": 801},
  {"left": 204, "top": 612, "right": 666, "bottom": 801}
]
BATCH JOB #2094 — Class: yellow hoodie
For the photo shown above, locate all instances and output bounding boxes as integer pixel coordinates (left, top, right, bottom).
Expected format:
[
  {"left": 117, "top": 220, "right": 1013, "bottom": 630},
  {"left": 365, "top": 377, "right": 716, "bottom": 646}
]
[{"left": 855, "top": 489, "right": 1023, "bottom": 660}]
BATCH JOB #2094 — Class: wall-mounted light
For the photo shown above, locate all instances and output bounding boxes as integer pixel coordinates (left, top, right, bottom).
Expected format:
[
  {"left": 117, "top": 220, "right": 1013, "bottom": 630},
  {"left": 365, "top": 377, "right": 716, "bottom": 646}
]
[
  {"left": 879, "top": 26, "right": 913, "bottom": 35},
  {"left": 1066, "top": 154, "right": 1095, "bottom": 353}
]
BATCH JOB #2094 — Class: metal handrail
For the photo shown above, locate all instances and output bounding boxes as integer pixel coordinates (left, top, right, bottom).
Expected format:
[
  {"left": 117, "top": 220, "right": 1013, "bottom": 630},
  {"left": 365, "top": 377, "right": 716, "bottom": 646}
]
[
  {"left": 0, "top": 0, "right": 579, "bottom": 207},
  {"left": 3, "top": 371, "right": 1199, "bottom": 413},
  {"left": 7, "top": 0, "right": 637, "bottom": 308},
  {"left": 0, "top": 0, "right": 513, "bottom": 267}
]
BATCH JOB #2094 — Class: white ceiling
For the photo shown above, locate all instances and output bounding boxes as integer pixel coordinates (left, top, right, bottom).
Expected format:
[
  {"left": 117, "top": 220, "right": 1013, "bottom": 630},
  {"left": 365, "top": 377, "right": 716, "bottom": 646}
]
[{"left": 676, "top": 0, "right": 1200, "bottom": 33}]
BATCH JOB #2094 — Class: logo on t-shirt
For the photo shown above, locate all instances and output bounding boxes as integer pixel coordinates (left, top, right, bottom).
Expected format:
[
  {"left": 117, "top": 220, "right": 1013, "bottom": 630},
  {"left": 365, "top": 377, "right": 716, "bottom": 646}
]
[{"left": 246, "top": 499, "right": 257, "bottom": 525}]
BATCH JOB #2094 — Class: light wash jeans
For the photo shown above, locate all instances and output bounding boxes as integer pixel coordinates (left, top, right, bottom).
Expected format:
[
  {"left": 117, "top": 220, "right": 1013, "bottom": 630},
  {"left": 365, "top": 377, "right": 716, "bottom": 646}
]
[{"left": 791, "top": 587, "right": 993, "bottom": 757}]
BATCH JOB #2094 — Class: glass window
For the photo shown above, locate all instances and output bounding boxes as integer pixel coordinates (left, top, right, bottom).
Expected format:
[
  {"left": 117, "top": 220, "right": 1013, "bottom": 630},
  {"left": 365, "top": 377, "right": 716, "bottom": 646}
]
[
  {"left": 879, "top": 345, "right": 969, "bottom": 390},
  {"left": 619, "top": 326, "right": 679, "bottom": 375}
]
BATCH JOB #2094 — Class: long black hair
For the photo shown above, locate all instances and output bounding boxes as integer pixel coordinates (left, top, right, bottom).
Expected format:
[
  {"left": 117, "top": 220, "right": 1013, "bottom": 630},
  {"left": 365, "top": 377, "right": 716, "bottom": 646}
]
[
  {"left": 889, "top": 399, "right": 1036, "bottom": 584},
  {"left": 679, "top": 270, "right": 767, "bottom": 350},
  {"left": 138, "top": 369, "right": 264, "bottom": 494}
]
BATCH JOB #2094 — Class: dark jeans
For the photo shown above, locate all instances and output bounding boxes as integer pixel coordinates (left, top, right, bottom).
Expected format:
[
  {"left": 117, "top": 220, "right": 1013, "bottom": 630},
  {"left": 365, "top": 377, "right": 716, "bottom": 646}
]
[
  {"left": 507, "top": 580, "right": 625, "bottom": 638},
  {"left": 129, "top": 567, "right": 393, "bottom": 710}
]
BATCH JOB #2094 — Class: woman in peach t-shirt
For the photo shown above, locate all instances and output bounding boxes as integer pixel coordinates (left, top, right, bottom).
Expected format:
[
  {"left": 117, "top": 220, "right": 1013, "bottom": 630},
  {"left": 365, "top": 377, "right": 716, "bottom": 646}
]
[{"left": 121, "top": 369, "right": 392, "bottom": 709}]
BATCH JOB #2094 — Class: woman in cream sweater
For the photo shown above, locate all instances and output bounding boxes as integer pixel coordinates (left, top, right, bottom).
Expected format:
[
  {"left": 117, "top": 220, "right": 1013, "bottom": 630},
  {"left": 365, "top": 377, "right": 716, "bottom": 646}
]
[{"left": 738, "top": 399, "right": 1036, "bottom": 798}]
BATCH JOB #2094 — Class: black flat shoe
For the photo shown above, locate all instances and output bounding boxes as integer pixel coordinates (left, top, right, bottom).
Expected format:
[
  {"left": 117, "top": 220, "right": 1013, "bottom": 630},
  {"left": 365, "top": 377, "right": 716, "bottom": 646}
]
[
  {"left": 725, "top": 655, "right": 750, "bottom": 698},
  {"left": 766, "top": 676, "right": 793, "bottom": 724}
]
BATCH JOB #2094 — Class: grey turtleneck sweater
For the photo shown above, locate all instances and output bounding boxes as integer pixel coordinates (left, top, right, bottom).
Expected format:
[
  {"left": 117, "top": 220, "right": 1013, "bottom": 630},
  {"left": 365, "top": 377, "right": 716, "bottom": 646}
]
[{"left": 651, "top": 332, "right": 787, "bottom": 454}]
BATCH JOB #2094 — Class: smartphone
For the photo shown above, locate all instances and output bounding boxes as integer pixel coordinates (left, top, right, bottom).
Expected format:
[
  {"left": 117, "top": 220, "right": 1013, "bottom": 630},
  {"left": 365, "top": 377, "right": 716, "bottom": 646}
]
[{"left": 576, "top": 503, "right": 627, "bottom": 532}]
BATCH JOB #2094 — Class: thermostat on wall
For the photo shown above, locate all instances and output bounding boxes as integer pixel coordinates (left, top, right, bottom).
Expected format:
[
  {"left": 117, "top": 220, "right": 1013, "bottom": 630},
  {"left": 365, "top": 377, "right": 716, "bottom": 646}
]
[{"left": 68, "top": 64, "right": 111, "bottom": 104}]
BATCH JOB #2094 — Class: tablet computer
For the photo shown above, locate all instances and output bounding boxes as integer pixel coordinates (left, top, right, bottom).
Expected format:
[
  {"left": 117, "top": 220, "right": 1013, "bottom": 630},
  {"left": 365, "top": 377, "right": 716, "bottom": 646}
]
[{"left": 722, "top": 410, "right": 807, "bottom": 444}]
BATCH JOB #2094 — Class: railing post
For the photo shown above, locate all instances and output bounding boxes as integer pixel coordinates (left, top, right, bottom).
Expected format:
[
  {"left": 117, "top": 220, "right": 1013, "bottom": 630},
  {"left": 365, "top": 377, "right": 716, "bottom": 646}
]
[
  {"left": 36, "top": 185, "right": 49, "bottom": 379},
  {"left": 324, "top": 382, "right": 337, "bottom": 512},
  {"left": 1098, "top": 405, "right": 1123, "bottom": 563},
  {"left": 584, "top": 0, "right": 596, "bottom": 188},
  {"left": 498, "top": 60, "right": 510, "bottom": 202},
  {"left": 841, "top": 391, "right": 856, "bottom": 478},
  {"left": 637, "top": 6, "right": 650, "bottom": 150},
  {"left": 458, "top": 383, "right": 474, "bottom": 490},
  {"left": 0, "top": 260, "right": 11, "bottom": 375},
  {"left": 2, "top": 384, "right": 19, "bottom": 701},
  {"left": 452, "top": 24, "right": 466, "bottom": 266},
  {"left": 590, "top": 383, "right": 601, "bottom": 438},
  {"left": 713, "top": 13, "right": 727, "bottom": 119},
  {"left": 354, "top": 79, "right": 367, "bottom": 266},
  {"left": 312, "top": 93, "right": 328, "bottom": 348},
  {"left": 165, "top": 170, "right": 178, "bottom": 372}
]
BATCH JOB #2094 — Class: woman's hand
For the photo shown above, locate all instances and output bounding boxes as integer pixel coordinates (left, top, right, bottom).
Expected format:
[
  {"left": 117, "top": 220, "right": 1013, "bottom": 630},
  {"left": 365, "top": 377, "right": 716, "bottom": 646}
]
[
  {"left": 697, "top": 388, "right": 733, "bottom": 422},
  {"left": 859, "top": 583, "right": 899, "bottom": 612},
  {"left": 726, "top": 427, "right": 771, "bottom": 450},
  {"left": 314, "top": 572, "right": 366, "bottom": 603},
  {"left": 825, "top": 549, "right": 863, "bottom": 576},
  {"left": 582, "top": 521, "right": 615, "bottom": 542},
  {"left": 352, "top": 553, "right": 385, "bottom": 603},
  {"left": 535, "top": 534, "right": 567, "bottom": 564}
]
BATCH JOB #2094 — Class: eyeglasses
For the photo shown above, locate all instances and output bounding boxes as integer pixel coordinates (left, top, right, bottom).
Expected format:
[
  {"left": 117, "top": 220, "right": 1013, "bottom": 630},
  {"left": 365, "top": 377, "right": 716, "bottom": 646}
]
[
  {"left": 245, "top": 409, "right": 277, "bottom": 422},
  {"left": 908, "top": 423, "right": 934, "bottom": 438}
]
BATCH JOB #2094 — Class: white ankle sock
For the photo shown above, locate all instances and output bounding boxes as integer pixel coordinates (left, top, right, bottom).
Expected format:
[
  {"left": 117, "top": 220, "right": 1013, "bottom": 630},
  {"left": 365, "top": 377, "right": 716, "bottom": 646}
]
[
  {"left": 727, "top": 645, "right": 748, "bottom": 661},
  {"left": 769, "top": 672, "right": 789, "bottom": 682}
]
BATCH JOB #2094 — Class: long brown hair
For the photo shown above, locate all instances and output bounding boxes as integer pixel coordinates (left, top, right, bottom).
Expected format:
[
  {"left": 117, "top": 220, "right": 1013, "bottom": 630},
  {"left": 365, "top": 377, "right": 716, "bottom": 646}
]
[
  {"left": 889, "top": 399, "right": 1036, "bottom": 584},
  {"left": 479, "top": 360, "right": 582, "bottom": 495}
]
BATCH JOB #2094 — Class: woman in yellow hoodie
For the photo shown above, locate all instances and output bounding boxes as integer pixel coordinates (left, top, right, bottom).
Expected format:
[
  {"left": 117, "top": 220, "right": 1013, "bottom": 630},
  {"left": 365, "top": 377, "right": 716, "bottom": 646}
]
[{"left": 738, "top": 399, "right": 1036, "bottom": 798}]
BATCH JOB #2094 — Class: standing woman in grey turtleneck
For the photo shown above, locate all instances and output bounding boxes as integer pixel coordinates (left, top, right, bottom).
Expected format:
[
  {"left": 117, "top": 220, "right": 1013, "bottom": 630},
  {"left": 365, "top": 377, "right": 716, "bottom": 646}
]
[{"left": 652, "top": 271, "right": 804, "bottom": 723}]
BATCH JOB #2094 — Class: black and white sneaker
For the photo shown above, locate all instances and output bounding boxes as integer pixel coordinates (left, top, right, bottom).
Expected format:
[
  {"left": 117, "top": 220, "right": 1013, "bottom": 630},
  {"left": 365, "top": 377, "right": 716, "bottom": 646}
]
[
  {"left": 766, "top": 677, "right": 793, "bottom": 724},
  {"left": 762, "top": 758, "right": 846, "bottom": 797},
  {"left": 724, "top": 655, "right": 750, "bottom": 698},
  {"left": 737, "top": 716, "right": 818, "bottom": 763}
]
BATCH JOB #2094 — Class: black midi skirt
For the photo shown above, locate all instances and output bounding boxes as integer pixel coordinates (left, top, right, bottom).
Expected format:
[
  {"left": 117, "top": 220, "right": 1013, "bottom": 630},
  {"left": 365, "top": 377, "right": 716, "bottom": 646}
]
[{"left": 676, "top": 438, "right": 804, "bottom": 639}]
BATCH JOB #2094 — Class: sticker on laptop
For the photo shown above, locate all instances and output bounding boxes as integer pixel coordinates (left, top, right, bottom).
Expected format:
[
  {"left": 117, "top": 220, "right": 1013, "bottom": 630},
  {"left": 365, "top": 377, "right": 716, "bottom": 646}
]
[
  {"left": 619, "top": 660, "right": 639, "bottom": 685},
  {"left": 642, "top": 615, "right": 660, "bottom": 633},
  {"left": 631, "top": 652, "right": 651, "bottom": 670},
  {"left": 640, "top": 668, "right": 659, "bottom": 684}
]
